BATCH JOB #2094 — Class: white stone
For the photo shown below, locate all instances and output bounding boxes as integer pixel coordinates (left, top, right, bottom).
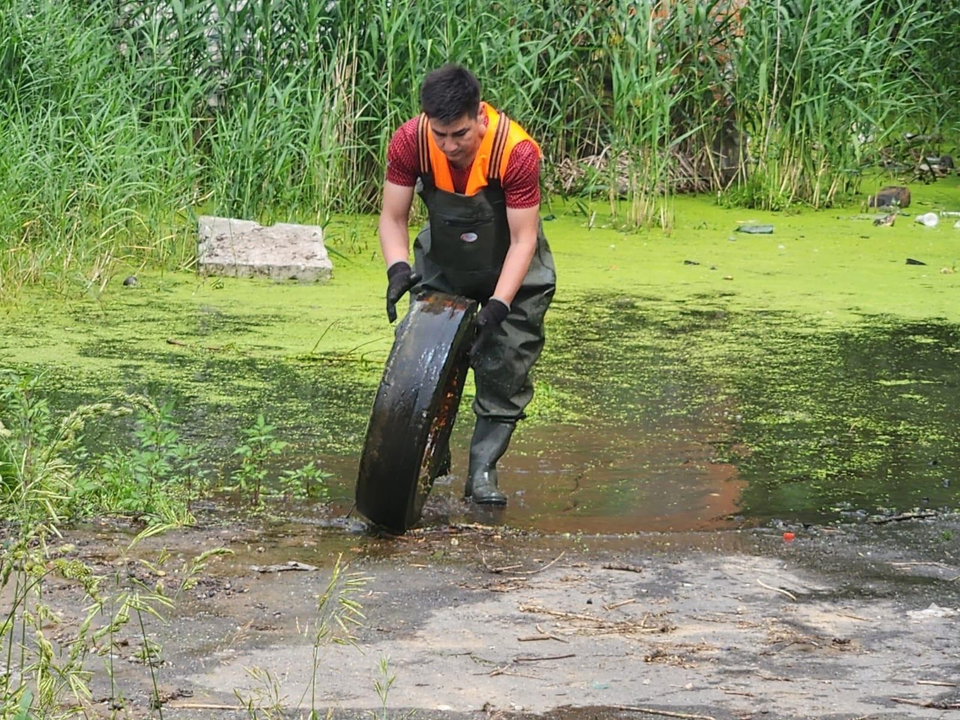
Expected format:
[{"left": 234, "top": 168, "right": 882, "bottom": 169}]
[{"left": 197, "top": 216, "right": 333, "bottom": 282}]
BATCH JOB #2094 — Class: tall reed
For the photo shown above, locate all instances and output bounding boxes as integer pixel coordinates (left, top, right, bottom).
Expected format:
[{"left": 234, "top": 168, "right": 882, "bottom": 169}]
[
  {"left": 727, "top": 0, "right": 941, "bottom": 209},
  {"left": 0, "top": 0, "right": 954, "bottom": 293}
]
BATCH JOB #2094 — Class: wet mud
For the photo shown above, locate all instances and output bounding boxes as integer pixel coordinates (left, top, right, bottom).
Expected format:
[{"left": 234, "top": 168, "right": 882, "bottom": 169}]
[{"left": 17, "top": 514, "right": 960, "bottom": 719}]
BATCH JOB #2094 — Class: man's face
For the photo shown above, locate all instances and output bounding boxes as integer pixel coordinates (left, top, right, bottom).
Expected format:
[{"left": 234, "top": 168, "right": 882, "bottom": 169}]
[{"left": 429, "top": 108, "right": 485, "bottom": 167}]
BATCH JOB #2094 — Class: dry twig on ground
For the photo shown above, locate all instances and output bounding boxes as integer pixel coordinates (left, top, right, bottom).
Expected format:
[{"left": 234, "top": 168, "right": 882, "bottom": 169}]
[
  {"left": 891, "top": 697, "right": 960, "bottom": 709},
  {"left": 757, "top": 579, "right": 797, "bottom": 601},
  {"left": 609, "top": 706, "right": 717, "bottom": 720},
  {"left": 602, "top": 562, "right": 644, "bottom": 573},
  {"left": 519, "top": 604, "right": 672, "bottom": 637},
  {"left": 480, "top": 549, "right": 565, "bottom": 576}
]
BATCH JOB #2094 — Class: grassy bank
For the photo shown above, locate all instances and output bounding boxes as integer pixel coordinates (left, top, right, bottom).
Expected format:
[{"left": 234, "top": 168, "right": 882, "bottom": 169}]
[{"left": 1, "top": 0, "right": 958, "bottom": 296}]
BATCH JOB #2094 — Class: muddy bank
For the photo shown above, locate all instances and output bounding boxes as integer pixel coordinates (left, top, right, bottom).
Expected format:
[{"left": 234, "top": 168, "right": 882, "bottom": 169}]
[{"left": 24, "top": 512, "right": 959, "bottom": 719}]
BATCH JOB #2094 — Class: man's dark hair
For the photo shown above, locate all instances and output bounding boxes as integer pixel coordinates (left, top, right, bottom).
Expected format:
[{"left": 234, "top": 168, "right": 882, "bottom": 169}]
[{"left": 420, "top": 64, "right": 481, "bottom": 124}]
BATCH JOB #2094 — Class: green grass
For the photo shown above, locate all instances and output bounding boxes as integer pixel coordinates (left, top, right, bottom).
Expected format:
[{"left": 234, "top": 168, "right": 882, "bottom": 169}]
[{"left": 0, "top": 0, "right": 957, "bottom": 296}]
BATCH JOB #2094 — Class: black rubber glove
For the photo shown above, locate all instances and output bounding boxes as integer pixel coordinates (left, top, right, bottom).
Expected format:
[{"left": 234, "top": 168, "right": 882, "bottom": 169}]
[
  {"left": 468, "top": 297, "right": 510, "bottom": 364},
  {"left": 385, "top": 262, "right": 421, "bottom": 323}
]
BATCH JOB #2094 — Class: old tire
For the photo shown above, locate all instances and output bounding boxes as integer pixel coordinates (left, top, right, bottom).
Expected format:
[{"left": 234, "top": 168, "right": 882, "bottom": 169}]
[{"left": 356, "top": 292, "right": 477, "bottom": 533}]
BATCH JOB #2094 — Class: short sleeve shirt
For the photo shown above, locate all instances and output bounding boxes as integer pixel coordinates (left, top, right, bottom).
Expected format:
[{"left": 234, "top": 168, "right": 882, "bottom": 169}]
[{"left": 385, "top": 115, "right": 541, "bottom": 209}]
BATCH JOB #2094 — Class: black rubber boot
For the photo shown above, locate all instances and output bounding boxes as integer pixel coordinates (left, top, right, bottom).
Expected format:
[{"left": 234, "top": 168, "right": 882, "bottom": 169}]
[{"left": 465, "top": 418, "right": 515, "bottom": 505}]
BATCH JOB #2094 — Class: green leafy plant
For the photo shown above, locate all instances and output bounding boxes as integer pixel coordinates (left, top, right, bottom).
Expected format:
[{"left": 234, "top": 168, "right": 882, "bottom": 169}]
[
  {"left": 84, "top": 402, "right": 200, "bottom": 524},
  {"left": 237, "top": 666, "right": 286, "bottom": 720},
  {"left": 231, "top": 414, "right": 288, "bottom": 507},
  {"left": 278, "top": 461, "right": 332, "bottom": 502}
]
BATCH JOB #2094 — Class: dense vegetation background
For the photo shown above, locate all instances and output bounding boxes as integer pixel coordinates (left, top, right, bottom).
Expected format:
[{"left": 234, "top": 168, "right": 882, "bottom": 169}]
[{"left": 1, "top": 0, "right": 957, "bottom": 292}]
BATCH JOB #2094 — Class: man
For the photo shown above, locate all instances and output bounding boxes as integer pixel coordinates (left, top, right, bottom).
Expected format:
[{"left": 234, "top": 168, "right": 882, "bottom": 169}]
[{"left": 378, "top": 64, "right": 556, "bottom": 506}]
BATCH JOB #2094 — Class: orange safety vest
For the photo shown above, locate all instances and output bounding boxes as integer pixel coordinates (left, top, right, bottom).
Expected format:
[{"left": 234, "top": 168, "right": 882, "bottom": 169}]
[{"left": 416, "top": 103, "right": 540, "bottom": 197}]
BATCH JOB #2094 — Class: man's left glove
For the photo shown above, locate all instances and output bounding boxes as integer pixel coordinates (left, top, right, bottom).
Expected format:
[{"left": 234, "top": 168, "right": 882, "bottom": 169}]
[
  {"left": 468, "top": 297, "right": 510, "bottom": 364},
  {"left": 385, "top": 262, "right": 422, "bottom": 323}
]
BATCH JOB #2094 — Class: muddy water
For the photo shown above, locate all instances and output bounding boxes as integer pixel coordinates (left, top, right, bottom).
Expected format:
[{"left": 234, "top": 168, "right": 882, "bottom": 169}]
[
  {"left": 10, "top": 289, "right": 960, "bottom": 536},
  {"left": 10, "top": 293, "right": 960, "bottom": 536},
  {"left": 320, "top": 306, "right": 959, "bottom": 534}
]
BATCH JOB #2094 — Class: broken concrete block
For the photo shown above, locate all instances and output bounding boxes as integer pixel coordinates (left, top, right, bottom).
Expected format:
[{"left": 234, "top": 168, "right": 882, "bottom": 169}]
[
  {"left": 197, "top": 216, "right": 333, "bottom": 282},
  {"left": 868, "top": 186, "right": 911, "bottom": 209}
]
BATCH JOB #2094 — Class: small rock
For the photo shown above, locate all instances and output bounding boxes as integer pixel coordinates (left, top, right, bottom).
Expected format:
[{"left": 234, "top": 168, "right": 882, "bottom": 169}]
[
  {"left": 940, "top": 155, "right": 954, "bottom": 169},
  {"left": 868, "top": 186, "right": 911, "bottom": 209},
  {"left": 954, "top": 219, "right": 960, "bottom": 229},
  {"left": 915, "top": 212, "right": 939, "bottom": 227},
  {"left": 683, "top": 259, "right": 700, "bottom": 265},
  {"left": 906, "top": 258, "right": 927, "bottom": 266},
  {"left": 122, "top": 276, "right": 138, "bottom": 287},
  {"left": 907, "top": 603, "right": 957, "bottom": 620},
  {"left": 723, "top": 275, "right": 734, "bottom": 280},
  {"left": 941, "top": 267, "right": 955, "bottom": 274},
  {"left": 736, "top": 224, "right": 774, "bottom": 234},
  {"left": 873, "top": 213, "right": 896, "bottom": 227}
]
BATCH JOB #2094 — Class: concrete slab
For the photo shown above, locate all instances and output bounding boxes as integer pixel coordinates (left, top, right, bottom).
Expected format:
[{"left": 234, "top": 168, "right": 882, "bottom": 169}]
[{"left": 197, "top": 216, "right": 333, "bottom": 282}]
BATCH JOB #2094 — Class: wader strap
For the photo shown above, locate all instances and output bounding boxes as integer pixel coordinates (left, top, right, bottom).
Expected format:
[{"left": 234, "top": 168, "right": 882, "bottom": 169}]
[
  {"left": 416, "top": 108, "right": 512, "bottom": 186},
  {"left": 488, "top": 111, "right": 511, "bottom": 182},
  {"left": 417, "top": 113, "right": 431, "bottom": 176}
]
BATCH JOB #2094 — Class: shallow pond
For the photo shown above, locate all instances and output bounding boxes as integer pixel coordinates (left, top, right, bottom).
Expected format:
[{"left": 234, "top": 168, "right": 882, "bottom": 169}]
[{"left": 3, "top": 181, "right": 959, "bottom": 532}]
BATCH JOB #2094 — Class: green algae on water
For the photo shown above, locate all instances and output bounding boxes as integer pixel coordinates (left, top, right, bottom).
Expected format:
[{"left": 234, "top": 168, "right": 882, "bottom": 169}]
[{"left": 3, "top": 179, "right": 960, "bottom": 530}]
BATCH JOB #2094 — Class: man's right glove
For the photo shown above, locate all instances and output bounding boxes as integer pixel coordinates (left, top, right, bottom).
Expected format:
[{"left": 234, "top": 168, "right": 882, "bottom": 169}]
[
  {"left": 385, "top": 262, "right": 421, "bottom": 323},
  {"left": 468, "top": 297, "right": 510, "bottom": 366}
]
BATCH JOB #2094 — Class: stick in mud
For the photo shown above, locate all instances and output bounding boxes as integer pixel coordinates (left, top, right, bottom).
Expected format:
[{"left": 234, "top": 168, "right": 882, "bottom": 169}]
[
  {"left": 609, "top": 706, "right": 717, "bottom": 720},
  {"left": 917, "top": 680, "right": 957, "bottom": 687},
  {"left": 757, "top": 579, "right": 797, "bottom": 601},
  {"left": 514, "top": 653, "right": 576, "bottom": 663},
  {"left": 604, "top": 598, "right": 638, "bottom": 611},
  {"left": 602, "top": 562, "right": 644, "bottom": 573},
  {"left": 480, "top": 549, "right": 566, "bottom": 575},
  {"left": 891, "top": 697, "right": 960, "bottom": 709},
  {"left": 869, "top": 510, "right": 937, "bottom": 524}
]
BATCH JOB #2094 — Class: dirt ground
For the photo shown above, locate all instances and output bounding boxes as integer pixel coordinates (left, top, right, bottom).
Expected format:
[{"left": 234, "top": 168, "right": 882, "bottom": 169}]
[{"left": 25, "top": 510, "right": 960, "bottom": 720}]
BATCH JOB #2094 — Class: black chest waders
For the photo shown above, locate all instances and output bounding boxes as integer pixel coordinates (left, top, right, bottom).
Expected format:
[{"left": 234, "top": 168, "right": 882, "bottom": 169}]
[{"left": 356, "top": 113, "right": 556, "bottom": 532}]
